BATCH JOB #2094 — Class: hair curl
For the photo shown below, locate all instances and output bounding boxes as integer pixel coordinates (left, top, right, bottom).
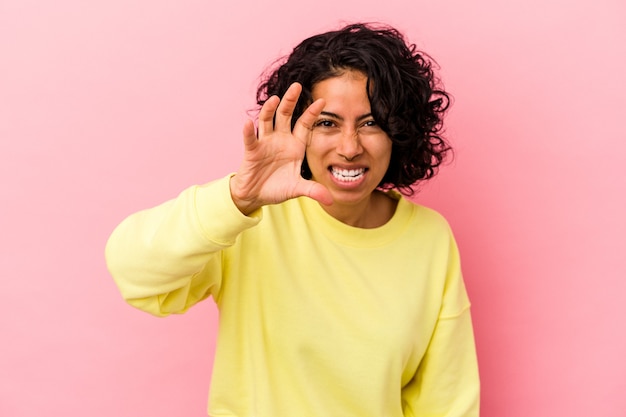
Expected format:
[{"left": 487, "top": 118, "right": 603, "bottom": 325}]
[{"left": 256, "top": 23, "right": 451, "bottom": 194}]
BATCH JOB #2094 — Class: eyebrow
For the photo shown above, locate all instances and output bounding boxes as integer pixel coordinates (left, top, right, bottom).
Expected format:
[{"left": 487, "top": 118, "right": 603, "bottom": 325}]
[{"left": 319, "top": 111, "right": 373, "bottom": 122}]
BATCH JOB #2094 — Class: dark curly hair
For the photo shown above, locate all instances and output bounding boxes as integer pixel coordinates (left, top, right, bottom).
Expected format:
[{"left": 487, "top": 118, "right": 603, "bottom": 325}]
[{"left": 256, "top": 23, "right": 451, "bottom": 194}]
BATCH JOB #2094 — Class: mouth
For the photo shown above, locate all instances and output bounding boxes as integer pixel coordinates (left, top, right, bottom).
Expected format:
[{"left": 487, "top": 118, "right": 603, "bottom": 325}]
[{"left": 329, "top": 166, "right": 367, "bottom": 182}]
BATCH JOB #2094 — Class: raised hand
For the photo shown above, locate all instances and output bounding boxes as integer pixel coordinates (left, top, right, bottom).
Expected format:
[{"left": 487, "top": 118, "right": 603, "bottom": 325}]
[{"left": 230, "top": 83, "right": 332, "bottom": 215}]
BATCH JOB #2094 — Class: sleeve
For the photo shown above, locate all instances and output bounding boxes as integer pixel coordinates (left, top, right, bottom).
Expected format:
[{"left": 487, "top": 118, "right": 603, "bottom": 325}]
[
  {"left": 401, "top": 232, "right": 480, "bottom": 417},
  {"left": 104, "top": 175, "right": 261, "bottom": 317}
]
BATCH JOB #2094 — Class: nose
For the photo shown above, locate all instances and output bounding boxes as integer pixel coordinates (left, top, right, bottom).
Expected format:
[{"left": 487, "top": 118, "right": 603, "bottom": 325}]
[{"left": 336, "top": 130, "right": 363, "bottom": 161}]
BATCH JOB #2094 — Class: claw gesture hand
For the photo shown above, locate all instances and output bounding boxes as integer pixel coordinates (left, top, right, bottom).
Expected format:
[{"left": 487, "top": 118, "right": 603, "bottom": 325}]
[{"left": 230, "top": 83, "right": 332, "bottom": 215}]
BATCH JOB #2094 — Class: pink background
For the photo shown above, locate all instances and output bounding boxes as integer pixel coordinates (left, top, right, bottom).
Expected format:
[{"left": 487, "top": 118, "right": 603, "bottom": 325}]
[{"left": 1, "top": 0, "right": 625, "bottom": 416}]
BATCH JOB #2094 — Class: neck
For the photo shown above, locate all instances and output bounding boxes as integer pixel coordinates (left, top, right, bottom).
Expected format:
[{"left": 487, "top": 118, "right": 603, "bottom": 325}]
[{"left": 320, "top": 190, "right": 398, "bottom": 228}]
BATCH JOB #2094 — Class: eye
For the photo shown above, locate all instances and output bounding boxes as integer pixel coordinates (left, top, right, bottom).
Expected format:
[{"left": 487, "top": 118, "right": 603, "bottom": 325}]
[
  {"left": 359, "top": 119, "right": 381, "bottom": 132},
  {"left": 314, "top": 119, "right": 336, "bottom": 128}
]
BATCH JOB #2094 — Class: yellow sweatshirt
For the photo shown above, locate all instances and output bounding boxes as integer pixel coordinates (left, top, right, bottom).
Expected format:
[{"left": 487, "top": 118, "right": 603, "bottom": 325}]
[{"left": 105, "top": 176, "right": 479, "bottom": 417}]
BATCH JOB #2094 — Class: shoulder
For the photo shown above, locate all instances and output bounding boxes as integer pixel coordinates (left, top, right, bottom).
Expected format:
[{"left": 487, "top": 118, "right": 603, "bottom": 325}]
[{"left": 393, "top": 192, "right": 452, "bottom": 233}]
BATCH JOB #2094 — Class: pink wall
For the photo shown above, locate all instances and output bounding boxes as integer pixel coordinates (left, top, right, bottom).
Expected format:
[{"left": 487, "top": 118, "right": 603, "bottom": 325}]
[{"left": 1, "top": 0, "right": 624, "bottom": 416}]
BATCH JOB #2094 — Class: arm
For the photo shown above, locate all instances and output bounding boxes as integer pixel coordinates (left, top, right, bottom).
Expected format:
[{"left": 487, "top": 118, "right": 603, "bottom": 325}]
[
  {"left": 106, "top": 83, "right": 330, "bottom": 317},
  {"left": 401, "top": 308, "right": 480, "bottom": 417},
  {"left": 401, "top": 234, "right": 480, "bottom": 417},
  {"left": 105, "top": 176, "right": 260, "bottom": 317}
]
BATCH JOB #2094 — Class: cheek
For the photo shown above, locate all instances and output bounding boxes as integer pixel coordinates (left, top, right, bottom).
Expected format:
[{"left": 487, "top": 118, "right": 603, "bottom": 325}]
[{"left": 372, "top": 139, "right": 393, "bottom": 165}]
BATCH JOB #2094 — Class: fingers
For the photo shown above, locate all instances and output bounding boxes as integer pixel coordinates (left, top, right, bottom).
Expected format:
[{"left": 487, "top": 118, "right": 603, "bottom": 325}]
[
  {"left": 273, "top": 83, "right": 302, "bottom": 133},
  {"left": 256, "top": 82, "right": 324, "bottom": 145},
  {"left": 242, "top": 119, "right": 257, "bottom": 149},
  {"left": 292, "top": 98, "right": 325, "bottom": 139},
  {"left": 257, "top": 83, "right": 303, "bottom": 138},
  {"left": 257, "top": 95, "right": 279, "bottom": 138}
]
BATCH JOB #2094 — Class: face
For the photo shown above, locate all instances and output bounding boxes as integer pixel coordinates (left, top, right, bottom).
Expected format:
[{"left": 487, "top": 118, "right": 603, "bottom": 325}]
[{"left": 307, "top": 70, "right": 392, "bottom": 209}]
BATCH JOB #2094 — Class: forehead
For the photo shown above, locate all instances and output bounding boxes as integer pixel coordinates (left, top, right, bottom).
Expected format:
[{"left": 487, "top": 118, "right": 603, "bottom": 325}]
[
  {"left": 313, "top": 68, "right": 367, "bottom": 87},
  {"left": 311, "top": 70, "right": 370, "bottom": 105}
]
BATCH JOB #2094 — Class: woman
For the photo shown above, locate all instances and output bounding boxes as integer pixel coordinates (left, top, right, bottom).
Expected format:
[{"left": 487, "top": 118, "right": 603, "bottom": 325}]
[{"left": 106, "top": 23, "right": 479, "bottom": 417}]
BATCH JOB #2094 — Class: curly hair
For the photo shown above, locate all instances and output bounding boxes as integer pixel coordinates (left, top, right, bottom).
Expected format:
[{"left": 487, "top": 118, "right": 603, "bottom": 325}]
[{"left": 256, "top": 23, "right": 451, "bottom": 194}]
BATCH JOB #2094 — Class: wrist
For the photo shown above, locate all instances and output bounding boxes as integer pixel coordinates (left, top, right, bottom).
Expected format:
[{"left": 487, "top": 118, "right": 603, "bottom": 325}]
[{"left": 229, "top": 175, "right": 261, "bottom": 216}]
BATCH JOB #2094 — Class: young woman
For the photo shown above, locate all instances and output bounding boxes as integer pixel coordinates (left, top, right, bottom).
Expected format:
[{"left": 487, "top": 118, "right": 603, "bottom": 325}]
[{"left": 106, "top": 23, "right": 479, "bottom": 417}]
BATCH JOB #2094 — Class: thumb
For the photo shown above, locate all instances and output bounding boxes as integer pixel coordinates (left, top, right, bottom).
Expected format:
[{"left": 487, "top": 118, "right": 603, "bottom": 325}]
[{"left": 299, "top": 179, "right": 333, "bottom": 206}]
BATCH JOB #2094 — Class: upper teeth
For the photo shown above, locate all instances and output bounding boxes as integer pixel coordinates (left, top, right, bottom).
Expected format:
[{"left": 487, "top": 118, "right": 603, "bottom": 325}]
[{"left": 332, "top": 167, "right": 365, "bottom": 181}]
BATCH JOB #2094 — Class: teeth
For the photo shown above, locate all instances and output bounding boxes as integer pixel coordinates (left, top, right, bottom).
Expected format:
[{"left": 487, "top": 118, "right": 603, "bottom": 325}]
[{"left": 331, "top": 167, "right": 365, "bottom": 181}]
